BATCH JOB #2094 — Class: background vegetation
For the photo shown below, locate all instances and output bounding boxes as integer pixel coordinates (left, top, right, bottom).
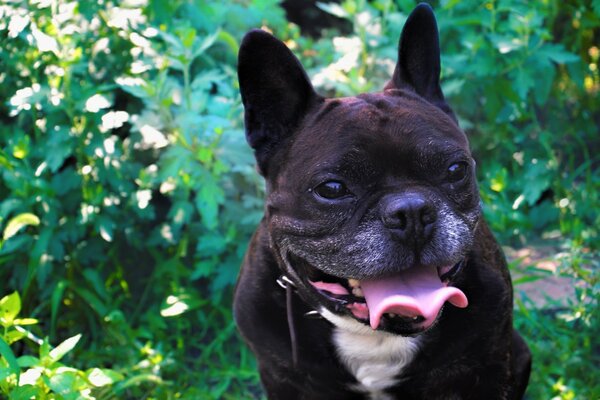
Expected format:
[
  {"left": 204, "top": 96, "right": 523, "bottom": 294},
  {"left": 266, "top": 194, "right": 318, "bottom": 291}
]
[{"left": 0, "top": 0, "right": 597, "bottom": 398}]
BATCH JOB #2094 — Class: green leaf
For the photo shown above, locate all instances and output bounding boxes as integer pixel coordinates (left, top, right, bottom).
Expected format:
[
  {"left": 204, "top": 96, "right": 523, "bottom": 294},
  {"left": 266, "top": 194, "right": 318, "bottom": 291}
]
[
  {"left": 176, "top": 26, "right": 196, "bottom": 49},
  {"left": 217, "top": 30, "right": 239, "bottom": 54},
  {"left": 17, "top": 355, "right": 40, "bottom": 368},
  {"left": 0, "top": 292, "right": 21, "bottom": 327},
  {"left": 49, "top": 334, "right": 81, "bottom": 363},
  {"left": 195, "top": 179, "right": 224, "bottom": 230},
  {"left": 0, "top": 367, "right": 10, "bottom": 381},
  {"left": 522, "top": 162, "right": 552, "bottom": 205},
  {"left": 0, "top": 336, "right": 20, "bottom": 382},
  {"left": 533, "top": 65, "right": 556, "bottom": 105},
  {"left": 4, "top": 330, "right": 25, "bottom": 345},
  {"left": 196, "top": 233, "right": 227, "bottom": 257},
  {"left": 539, "top": 43, "right": 579, "bottom": 64},
  {"left": 45, "top": 127, "right": 73, "bottom": 173},
  {"left": 13, "top": 318, "right": 37, "bottom": 326},
  {"left": 51, "top": 281, "right": 67, "bottom": 338},
  {"left": 2, "top": 213, "right": 40, "bottom": 241},
  {"left": 114, "top": 373, "right": 163, "bottom": 391},
  {"left": 514, "top": 68, "right": 534, "bottom": 100},
  {"left": 48, "top": 370, "right": 78, "bottom": 394},
  {"left": 7, "top": 384, "right": 40, "bottom": 400},
  {"left": 39, "top": 338, "right": 50, "bottom": 360}
]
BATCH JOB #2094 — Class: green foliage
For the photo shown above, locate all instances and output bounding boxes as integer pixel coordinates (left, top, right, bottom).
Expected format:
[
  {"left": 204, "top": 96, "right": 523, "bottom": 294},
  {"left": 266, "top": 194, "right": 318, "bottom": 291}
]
[
  {"left": 0, "top": 291, "right": 123, "bottom": 398},
  {"left": 0, "top": 0, "right": 597, "bottom": 399},
  {"left": 0, "top": 0, "right": 266, "bottom": 397}
]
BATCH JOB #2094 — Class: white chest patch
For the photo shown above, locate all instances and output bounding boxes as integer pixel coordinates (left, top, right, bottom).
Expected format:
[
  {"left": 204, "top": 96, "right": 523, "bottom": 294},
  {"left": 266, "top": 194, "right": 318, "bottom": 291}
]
[{"left": 319, "top": 308, "right": 420, "bottom": 400}]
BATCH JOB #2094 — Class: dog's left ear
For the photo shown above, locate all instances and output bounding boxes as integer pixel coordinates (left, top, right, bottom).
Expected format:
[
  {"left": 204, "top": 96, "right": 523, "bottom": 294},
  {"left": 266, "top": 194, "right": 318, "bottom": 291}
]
[
  {"left": 385, "top": 3, "right": 457, "bottom": 122},
  {"left": 238, "top": 29, "right": 321, "bottom": 175}
]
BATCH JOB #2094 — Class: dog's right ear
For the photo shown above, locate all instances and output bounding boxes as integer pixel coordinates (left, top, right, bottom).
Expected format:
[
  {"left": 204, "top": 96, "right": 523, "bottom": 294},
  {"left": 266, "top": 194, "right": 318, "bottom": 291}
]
[
  {"left": 385, "top": 3, "right": 457, "bottom": 123},
  {"left": 238, "top": 29, "right": 320, "bottom": 175}
]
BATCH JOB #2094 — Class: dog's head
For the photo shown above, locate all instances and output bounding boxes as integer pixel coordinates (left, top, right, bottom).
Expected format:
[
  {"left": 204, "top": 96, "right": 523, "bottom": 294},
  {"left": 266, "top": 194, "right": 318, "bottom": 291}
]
[{"left": 238, "top": 4, "right": 480, "bottom": 335}]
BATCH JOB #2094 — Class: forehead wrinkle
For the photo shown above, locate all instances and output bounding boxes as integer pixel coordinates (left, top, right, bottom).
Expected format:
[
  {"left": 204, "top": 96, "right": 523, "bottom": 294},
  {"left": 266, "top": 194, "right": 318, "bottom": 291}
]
[{"left": 286, "top": 92, "right": 468, "bottom": 176}]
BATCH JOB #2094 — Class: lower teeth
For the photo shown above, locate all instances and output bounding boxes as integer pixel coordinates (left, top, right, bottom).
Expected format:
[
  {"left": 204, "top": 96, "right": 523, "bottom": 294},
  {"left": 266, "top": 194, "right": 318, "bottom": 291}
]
[{"left": 385, "top": 313, "right": 421, "bottom": 321}]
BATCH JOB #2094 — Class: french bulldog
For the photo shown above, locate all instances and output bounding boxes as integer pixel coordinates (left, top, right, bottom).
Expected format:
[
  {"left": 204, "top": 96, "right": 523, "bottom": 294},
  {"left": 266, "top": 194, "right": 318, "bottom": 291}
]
[{"left": 234, "top": 3, "right": 531, "bottom": 399}]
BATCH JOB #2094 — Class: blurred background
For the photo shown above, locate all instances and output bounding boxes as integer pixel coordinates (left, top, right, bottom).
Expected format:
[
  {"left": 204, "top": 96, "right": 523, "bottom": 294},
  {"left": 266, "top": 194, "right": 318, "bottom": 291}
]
[{"left": 0, "top": 0, "right": 598, "bottom": 398}]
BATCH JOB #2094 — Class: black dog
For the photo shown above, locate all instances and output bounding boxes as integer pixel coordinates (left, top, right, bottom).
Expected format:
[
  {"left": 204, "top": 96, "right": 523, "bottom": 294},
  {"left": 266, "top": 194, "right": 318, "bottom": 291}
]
[{"left": 234, "top": 4, "right": 531, "bottom": 399}]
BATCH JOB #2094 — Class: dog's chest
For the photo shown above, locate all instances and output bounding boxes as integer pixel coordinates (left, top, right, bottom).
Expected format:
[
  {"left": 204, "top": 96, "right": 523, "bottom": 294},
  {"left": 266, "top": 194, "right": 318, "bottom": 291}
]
[{"left": 320, "top": 309, "right": 420, "bottom": 399}]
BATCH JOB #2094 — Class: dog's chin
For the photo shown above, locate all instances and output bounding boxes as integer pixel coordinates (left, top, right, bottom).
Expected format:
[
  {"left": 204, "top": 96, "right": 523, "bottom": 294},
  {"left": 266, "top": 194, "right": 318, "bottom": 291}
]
[{"left": 287, "top": 254, "right": 468, "bottom": 336}]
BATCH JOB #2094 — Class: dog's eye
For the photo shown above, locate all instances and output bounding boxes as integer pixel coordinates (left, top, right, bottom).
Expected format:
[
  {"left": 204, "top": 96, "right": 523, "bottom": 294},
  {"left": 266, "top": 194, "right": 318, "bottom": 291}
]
[
  {"left": 313, "top": 181, "right": 351, "bottom": 200},
  {"left": 447, "top": 162, "right": 468, "bottom": 182}
]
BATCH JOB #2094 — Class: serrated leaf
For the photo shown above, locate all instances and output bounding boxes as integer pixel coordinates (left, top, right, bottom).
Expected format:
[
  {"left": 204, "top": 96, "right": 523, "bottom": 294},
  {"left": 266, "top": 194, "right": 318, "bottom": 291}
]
[
  {"left": 2, "top": 213, "right": 40, "bottom": 241},
  {"left": 49, "top": 333, "right": 81, "bottom": 363},
  {"left": 196, "top": 233, "right": 227, "bottom": 257},
  {"left": 191, "top": 30, "right": 219, "bottom": 61},
  {"left": 540, "top": 43, "right": 579, "bottom": 64},
  {"left": 46, "top": 128, "right": 73, "bottom": 173},
  {"left": 195, "top": 179, "right": 224, "bottom": 230},
  {"left": 514, "top": 68, "right": 534, "bottom": 100}
]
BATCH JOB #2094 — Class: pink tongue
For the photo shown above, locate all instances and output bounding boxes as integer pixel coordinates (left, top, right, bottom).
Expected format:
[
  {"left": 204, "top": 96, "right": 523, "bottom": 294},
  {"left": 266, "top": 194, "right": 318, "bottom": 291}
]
[{"left": 360, "top": 265, "right": 468, "bottom": 330}]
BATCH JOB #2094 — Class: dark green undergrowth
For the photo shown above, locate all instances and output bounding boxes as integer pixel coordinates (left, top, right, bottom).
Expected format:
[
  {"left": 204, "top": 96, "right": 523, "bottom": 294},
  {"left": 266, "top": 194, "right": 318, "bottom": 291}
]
[{"left": 0, "top": 0, "right": 598, "bottom": 399}]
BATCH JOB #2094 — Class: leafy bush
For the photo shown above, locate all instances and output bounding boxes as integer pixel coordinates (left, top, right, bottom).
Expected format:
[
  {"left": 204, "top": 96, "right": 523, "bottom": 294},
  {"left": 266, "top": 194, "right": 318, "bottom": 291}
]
[
  {"left": 0, "top": 0, "right": 598, "bottom": 399},
  {"left": 0, "top": 0, "right": 271, "bottom": 396}
]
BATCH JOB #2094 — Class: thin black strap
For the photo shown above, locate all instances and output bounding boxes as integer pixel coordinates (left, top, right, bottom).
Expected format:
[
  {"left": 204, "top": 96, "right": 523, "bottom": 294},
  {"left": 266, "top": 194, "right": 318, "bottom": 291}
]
[{"left": 286, "top": 282, "right": 298, "bottom": 367}]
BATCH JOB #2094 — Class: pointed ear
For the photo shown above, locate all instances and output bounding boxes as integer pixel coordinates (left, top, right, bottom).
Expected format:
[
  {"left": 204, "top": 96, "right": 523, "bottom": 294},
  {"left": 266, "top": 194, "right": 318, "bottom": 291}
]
[
  {"left": 385, "top": 3, "right": 457, "bottom": 122},
  {"left": 238, "top": 29, "right": 320, "bottom": 175}
]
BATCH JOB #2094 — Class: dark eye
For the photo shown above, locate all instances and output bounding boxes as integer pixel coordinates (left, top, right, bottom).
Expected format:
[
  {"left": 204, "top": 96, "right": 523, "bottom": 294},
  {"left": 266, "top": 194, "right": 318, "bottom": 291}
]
[
  {"left": 447, "top": 162, "right": 468, "bottom": 182},
  {"left": 313, "top": 181, "right": 351, "bottom": 200}
]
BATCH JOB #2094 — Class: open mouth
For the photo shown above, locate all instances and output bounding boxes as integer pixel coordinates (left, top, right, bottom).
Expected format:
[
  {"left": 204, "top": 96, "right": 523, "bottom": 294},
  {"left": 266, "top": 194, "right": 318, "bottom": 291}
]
[{"left": 298, "top": 258, "right": 468, "bottom": 334}]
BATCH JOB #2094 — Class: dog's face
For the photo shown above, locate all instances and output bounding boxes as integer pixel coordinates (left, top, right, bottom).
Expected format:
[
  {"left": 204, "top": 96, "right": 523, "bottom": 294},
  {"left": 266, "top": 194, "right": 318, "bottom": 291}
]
[{"left": 239, "top": 5, "right": 480, "bottom": 335}]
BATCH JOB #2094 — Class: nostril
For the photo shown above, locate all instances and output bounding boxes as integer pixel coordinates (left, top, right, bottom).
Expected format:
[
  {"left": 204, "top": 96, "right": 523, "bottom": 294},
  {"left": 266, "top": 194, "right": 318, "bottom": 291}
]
[
  {"left": 420, "top": 207, "right": 436, "bottom": 226},
  {"left": 385, "top": 210, "right": 407, "bottom": 230}
]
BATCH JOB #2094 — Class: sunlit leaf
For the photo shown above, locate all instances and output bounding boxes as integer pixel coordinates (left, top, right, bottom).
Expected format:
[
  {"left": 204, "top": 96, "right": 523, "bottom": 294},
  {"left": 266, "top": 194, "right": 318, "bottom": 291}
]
[
  {"left": 316, "top": 2, "right": 349, "bottom": 18},
  {"left": 13, "top": 318, "right": 38, "bottom": 326},
  {"left": 0, "top": 291, "right": 21, "bottom": 327},
  {"left": 2, "top": 213, "right": 40, "bottom": 242},
  {"left": 49, "top": 334, "right": 82, "bottom": 363},
  {"left": 87, "top": 367, "right": 124, "bottom": 387},
  {"left": 160, "top": 295, "right": 189, "bottom": 317}
]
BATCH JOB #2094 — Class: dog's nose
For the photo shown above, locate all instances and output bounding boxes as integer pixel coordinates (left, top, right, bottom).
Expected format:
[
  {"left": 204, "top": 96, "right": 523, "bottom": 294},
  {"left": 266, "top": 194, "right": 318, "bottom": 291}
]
[{"left": 381, "top": 194, "right": 436, "bottom": 244}]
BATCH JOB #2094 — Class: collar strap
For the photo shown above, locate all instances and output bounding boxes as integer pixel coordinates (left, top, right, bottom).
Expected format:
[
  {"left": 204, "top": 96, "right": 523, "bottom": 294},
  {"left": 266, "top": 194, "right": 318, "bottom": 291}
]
[{"left": 277, "top": 275, "right": 299, "bottom": 367}]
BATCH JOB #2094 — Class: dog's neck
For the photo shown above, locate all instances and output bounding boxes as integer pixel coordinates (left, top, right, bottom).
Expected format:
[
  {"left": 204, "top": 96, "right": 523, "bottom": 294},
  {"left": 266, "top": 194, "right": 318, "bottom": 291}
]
[{"left": 318, "top": 307, "right": 421, "bottom": 398}]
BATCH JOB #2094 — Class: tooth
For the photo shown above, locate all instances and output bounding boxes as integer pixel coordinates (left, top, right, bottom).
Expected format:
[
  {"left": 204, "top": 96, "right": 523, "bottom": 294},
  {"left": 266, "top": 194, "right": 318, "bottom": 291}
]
[
  {"left": 348, "top": 279, "right": 360, "bottom": 288},
  {"left": 352, "top": 287, "right": 364, "bottom": 297},
  {"left": 388, "top": 313, "right": 397, "bottom": 318}
]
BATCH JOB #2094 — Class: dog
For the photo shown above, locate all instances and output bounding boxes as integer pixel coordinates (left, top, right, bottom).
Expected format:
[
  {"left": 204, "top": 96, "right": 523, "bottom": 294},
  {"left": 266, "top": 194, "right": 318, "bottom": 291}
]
[{"left": 234, "top": 3, "right": 531, "bottom": 399}]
